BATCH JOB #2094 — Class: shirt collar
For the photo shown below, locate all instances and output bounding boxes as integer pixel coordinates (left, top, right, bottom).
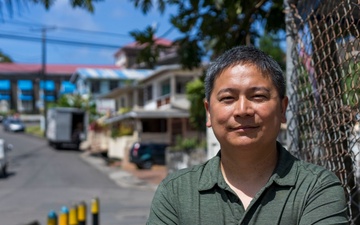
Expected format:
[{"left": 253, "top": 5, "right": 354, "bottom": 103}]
[{"left": 198, "top": 142, "right": 298, "bottom": 191}]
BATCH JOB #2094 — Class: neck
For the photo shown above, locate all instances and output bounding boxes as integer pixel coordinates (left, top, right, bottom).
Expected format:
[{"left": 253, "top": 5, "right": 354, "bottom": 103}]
[
  {"left": 220, "top": 144, "right": 278, "bottom": 209},
  {"left": 222, "top": 148, "right": 277, "bottom": 178}
]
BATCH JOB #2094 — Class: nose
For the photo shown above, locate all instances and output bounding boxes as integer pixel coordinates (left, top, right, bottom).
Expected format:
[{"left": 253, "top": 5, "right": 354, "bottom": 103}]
[{"left": 234, "top": 97, "right": 254, "bottom": 117}]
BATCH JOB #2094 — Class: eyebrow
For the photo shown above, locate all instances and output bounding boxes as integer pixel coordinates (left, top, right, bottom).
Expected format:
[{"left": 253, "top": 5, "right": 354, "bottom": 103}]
[
  {"left": 216, "top": 86, "right": 271, "bottom": 95},
  {"left": 216, "top": 88, "right": 237, "bottom": 96},
  {"left": 251, "top": 87, "right": 271, "bottom": 93}
]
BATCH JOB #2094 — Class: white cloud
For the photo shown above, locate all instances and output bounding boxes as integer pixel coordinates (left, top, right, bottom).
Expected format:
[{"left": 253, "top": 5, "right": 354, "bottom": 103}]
[{"left": 42, "top": 0, "right": 100, "bottom": 31}]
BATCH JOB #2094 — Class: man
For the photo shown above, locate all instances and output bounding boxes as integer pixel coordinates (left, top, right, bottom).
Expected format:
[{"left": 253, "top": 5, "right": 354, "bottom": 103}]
[{"left": 147, "top": 46, "right": 348, "bottom": 224}]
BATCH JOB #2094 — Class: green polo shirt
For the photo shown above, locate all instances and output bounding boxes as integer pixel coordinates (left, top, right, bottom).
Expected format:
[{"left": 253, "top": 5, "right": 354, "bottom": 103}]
[{"left": 147, "top": 143, "right": 348, "bottom": 225}]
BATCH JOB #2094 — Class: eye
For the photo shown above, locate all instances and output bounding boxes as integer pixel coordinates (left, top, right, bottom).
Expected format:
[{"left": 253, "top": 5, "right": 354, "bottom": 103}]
[
  {"left": 252, "top": 94, "right": 268, "bottom": 101},
  {"left": 219, "top": 96, "right": 235, "bottom": 103}
]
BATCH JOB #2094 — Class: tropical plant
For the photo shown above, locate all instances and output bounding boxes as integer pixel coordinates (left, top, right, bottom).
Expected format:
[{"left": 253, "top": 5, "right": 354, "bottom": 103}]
[
  {"left": 129, "top": 0, "right": 285, "bottom": 69},
  {"left": 0, "top": 51, "right": 13, "bottom": 62}
]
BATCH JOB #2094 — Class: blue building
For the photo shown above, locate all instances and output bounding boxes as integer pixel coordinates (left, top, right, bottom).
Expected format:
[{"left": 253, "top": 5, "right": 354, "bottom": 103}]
[{"left": 0, "top": 63, "right": 120, "bottom": 114}]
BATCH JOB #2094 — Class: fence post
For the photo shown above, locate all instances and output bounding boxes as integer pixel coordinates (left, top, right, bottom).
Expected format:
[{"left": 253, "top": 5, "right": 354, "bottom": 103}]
[
  {"left": 77, "top": 201, "right": 87, "bottom": 225},
  {"left": 91, "top": 197, "right": 100, "bottom": 225},
  {"left": 59, "top": 206, "right": 69, "bottom": 225},
  {"left": 69, "top": 204, "right": 78, "bottom": 225},
  {"left": 47, "top": 210, "right": 57, "bottom": 225}
]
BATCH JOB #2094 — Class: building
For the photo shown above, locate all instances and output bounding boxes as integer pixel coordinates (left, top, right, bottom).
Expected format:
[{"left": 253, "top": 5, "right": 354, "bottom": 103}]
[
  {"left": 98, "top": 64, "right": 204, "bottom": 159},
  {"left": 69, "top": 67, "right": 154, "bottom": 114},
  {"left": 114, "top": 38, "right": 180, "bottom": 68},
  {"left": 0, "top": 63, "right": 119, "bottom": 114}
]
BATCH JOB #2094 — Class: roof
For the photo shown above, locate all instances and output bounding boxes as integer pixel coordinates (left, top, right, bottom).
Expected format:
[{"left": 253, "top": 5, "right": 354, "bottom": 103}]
[
  {"left": 71, "top": 68, "right": 154, "bottom": 81},
  {"left": 114, "top": 38, "right": 173, "bottom": 57},
  {"left": 104, "top": 108, "right": 189, "bottom": 124},
  {"left": 125, "top": 38, "right": 173, "bottom": 48},
  {"left": 0, "top": 63, "right": 120, "bottom": 75}
]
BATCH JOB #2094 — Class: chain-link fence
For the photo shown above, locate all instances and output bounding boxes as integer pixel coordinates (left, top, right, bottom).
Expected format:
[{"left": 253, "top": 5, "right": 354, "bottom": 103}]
[{"left": 285, "top": 0, "right": 360, "bottom": 223}]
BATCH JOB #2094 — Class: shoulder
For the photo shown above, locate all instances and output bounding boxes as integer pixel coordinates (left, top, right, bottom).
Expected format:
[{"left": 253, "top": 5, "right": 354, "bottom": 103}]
[
  {"left": 158, "top": 155, "right": 220, "bottom": 192},
  {"left": 293, "top": 160, "right": 342, "bottom": 190},
  {"left": 277, "top": 145, "right": 341, "bottom": 186},
  {"left": 161, "top": 162, "right": 206, "bottom": 186}
]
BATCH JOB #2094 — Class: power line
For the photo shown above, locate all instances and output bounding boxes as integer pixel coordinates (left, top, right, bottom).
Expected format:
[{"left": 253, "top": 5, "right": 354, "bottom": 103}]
[
  {"left": 2, "top": 19, "right": 131, "bottom": 38},
  {"left": 0, "top": 32, "right": 122, "bottom": 49}
]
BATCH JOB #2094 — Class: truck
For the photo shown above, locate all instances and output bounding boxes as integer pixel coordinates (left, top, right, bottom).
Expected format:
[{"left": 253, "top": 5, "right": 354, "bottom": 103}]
[{"left": 46, "top": 107, "right": 88, "bottom": 150}]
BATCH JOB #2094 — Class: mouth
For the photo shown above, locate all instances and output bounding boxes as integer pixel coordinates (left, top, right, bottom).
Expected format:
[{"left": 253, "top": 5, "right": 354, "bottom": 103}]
[{"left": 230, "top": 125, "right": 260, "bottom": 132}]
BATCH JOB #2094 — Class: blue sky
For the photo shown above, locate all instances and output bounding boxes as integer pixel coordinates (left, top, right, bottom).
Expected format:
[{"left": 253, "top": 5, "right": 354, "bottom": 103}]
[{"left": 0, "top": 0, "right": 179, "bottom": 65}]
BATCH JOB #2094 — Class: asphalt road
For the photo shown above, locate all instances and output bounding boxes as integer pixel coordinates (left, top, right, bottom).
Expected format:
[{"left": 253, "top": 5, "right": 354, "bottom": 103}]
[{"left": 0, "top": 127, "right": 155, "bottom": 225}]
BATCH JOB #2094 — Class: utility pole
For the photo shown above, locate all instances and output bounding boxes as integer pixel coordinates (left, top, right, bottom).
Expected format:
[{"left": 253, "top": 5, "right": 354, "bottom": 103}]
[
  {"left": 41, "top": 27, "right": 47, "bottom": 137},
  {"left": 40, "top": 26, "right": 55, "bottom": 137}
]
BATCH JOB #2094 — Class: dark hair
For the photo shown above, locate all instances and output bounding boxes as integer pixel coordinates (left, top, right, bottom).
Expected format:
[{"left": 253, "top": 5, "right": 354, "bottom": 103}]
[{"left": 204, "top": 45, "right": 285, "bottom": 102}]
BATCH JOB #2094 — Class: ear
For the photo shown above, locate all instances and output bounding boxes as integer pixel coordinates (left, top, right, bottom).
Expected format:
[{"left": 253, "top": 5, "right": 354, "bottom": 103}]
[
  {"left": 204, "top": 99, "right": 212, "bottom": 127},
  {"left": 280, "top": 96, "right": 289, "bottom": 123}
]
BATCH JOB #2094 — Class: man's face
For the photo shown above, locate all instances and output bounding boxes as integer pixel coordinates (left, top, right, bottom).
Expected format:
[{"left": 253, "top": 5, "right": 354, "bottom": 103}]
[{"left": 204, "top": 64, "right": 288, "bottom": 150}]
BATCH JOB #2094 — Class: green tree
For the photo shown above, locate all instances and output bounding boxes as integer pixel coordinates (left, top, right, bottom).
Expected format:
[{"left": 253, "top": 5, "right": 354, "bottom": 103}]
[
  {"left": 48, "top": 94, "right": 99, "bottom": 122},
  {"left": 258, "top": 33, "right": 286, "bottom": 70},
  {"left": 129, "top": 0, "right": 285, "bottom": 69},
  {"left": 186, "top": 74, "right": 206, "bottom": 136},
  {"left": 129, "top": 0, "right": 286, "bottom": 145},
  {"left": 5, "top": 0, "right": 99, "bottom": 14},
  {"left": 0, "top": 50, "right": 13, "bottom": 62}
]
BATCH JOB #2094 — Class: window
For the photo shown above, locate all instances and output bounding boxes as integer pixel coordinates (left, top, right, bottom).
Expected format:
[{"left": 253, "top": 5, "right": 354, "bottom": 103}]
[
  {"left": 21, "top": 101, "right": 33, "bottom": 112},
  {"left": 142, "top": 119, "right": 167, "bottom": 132},
  {"left": 161, "top": 81, "right": 170, "bottom": 96},
  {"left": 109, "top": 80, "right": 118, "bottom": 90},
  {"left": 176, "top": 82, "right": 185, "bottom": 94},
  {"left": 90, "top": 81, "right": 100, "bottom": 94},
  {"left": 176, "top": 77, "right": 192, "bottom": 94},
  {"left": 145, "top": 85, "right": 153, "bottom": 101}
]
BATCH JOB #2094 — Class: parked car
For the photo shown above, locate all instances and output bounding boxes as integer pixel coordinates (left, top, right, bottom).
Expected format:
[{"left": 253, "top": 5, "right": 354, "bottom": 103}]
[
  {"left": 0, "top": 138, "right": 13, "bottom": 178},
  {"left": 3, "top": 117, "right": 26, "bottom": 132},
  {"left": 129, "top": 142, "right": 169, "bottom": 169}
]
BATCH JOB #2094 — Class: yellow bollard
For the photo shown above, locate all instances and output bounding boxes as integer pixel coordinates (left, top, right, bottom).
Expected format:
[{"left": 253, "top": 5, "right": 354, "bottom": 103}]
[
  {"left": 59, "top": 206, "right": 69, "bottom": 225},
  {"left": 77, "top": 201, "right": 87, "bottom": 225},
  {"left": 69, "top": 204, "right": 78, "bottom": 225},
  {"left": 91, "top": 197, "right": 100, "bottom": 225},
  {"left": 47, "top": 210, "right": 57, "bottom": 225}
]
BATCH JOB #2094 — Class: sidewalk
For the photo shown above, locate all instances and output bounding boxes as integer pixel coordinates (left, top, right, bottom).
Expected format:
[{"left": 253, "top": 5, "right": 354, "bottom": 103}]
[{"left": 80, "top": 151, "right": 168, "bottom": 191}]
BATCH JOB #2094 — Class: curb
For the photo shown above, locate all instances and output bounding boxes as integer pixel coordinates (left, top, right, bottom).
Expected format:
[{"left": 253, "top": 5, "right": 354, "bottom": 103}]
[{"left": 79, "top": 152, "right": 158, "bottom": 191}]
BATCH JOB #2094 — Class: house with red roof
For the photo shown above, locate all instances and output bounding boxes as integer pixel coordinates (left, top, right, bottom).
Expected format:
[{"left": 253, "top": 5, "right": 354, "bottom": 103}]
[{"left": 113, "top": 38, "right": 180, "bottom": 68}]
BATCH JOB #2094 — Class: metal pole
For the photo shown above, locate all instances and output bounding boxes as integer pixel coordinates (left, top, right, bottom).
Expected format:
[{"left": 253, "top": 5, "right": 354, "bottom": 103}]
[
  {"left": 284, "top": 0, "right": 298, "bottom": 152},
  {"left": 77, "top": 201, "right": 87, "bottom": 225},
  {"left": 91, "top": 197, "right": 100, "bottom": 225},
  {"left": 47, "top": 210, "right": 57, "bottom": 225},
  {"left": 59, "top": 206, "right": 69, "bottom": 225},
  {"left": 69, "top": 204, "right": 78, "bottom": 225},
  {"left": 42, "top": 27, "right": 47, "bottom": 137}
]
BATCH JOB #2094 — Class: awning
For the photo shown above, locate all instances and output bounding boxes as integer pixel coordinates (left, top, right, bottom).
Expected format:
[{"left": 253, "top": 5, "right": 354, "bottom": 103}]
[
  {"left": 60, "top": 81, "right": 76, "bottom": 95},
  {"left": 44, "top": 96, "right": 55, "bottom": 101},
  {"left": 0, "top": 95, "right": 10, "bottom": 100},
  {"left": 71, "top": 68, "right": 153, "bottom": 81},
  {"left": 18, "top": 80, "right": 33, "bottom": 90},
  {"left": 0, "top": 80, "right": 10, "bottom": 90},
  {"left": 19, "top": 95, "right": 33, "bottom": 101},
  {"left": 104, "top": 108, "right": 189, "bottom": 124},
  {"left": 40, "top": 80, "right": 55, "bottom": 90}
]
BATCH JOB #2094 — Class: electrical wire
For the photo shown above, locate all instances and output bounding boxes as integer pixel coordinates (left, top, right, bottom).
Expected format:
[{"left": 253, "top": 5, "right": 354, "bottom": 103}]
[
  {"left": 2, "top": 19, "right": 131, "bottom": 38},
  {"left": 0, "top": 31, "right": 123, "bottom": 48}
]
